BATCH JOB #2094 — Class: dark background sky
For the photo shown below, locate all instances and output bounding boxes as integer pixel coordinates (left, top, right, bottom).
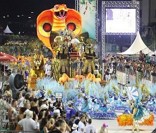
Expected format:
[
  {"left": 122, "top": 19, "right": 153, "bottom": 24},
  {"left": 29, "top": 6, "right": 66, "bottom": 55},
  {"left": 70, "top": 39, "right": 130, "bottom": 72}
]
[
  {"left": 0, "top": 0, "right": 131, "bottom": 25},
  {"left": 0, "top": 0, "right": 75, "bottom": 17},
  {"left": 0, "top": 0, "right": 75, "bottom": 15},
  {"left": 0, "top": 0, "right": 76, "bottom": 35}
]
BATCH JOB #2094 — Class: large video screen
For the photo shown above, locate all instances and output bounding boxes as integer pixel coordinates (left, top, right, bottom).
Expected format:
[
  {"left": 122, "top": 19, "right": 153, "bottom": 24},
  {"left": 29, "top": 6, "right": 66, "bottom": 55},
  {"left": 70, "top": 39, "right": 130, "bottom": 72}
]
[{"left": 106, "top": 8, "right": 136, "bottom": 34}]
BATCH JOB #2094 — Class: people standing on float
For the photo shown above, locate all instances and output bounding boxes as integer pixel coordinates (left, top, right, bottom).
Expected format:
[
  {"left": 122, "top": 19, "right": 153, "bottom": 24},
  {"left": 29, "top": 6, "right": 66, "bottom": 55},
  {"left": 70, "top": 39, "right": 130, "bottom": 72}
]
[{"left": 44, "top": 58, "right": 52, "bottom": 78}]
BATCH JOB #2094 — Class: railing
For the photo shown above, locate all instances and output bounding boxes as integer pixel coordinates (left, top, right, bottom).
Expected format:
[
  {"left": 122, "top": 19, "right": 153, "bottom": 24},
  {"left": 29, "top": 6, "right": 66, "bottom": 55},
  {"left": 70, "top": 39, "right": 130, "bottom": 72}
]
[{"left": 116, "top": 69, "right": 156, "bottom": 85}]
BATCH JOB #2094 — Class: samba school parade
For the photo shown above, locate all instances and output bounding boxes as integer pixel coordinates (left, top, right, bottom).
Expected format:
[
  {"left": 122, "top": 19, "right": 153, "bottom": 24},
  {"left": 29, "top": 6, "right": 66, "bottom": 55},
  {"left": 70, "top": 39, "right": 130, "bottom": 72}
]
[{"left": 0, "top": 0, "right": 156, "bottom": 133}]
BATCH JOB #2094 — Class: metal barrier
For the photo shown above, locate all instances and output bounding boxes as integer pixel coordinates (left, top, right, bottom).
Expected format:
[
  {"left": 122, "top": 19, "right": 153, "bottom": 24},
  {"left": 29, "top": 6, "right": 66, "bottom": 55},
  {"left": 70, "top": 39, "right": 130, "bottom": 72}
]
[{"left": 116, "top": 70, "right": 154, "bottom": 85}]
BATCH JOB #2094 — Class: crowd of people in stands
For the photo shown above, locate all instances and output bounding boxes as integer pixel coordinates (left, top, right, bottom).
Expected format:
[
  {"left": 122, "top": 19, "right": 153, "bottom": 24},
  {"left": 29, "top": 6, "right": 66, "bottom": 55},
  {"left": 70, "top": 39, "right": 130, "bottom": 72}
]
[
  {"left": 0, "top": 83, "right": 108, "bottom": 133},
  {"left": 103, "top": 51, "right": 156, "bottom": 81}
]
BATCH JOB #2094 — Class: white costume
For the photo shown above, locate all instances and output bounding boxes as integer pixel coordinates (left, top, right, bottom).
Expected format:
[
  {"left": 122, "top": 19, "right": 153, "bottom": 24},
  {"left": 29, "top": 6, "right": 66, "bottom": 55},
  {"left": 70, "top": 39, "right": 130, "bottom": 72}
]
[
  {"left": 78, "top": 121, "right": 86, "bottom": 133},
  {"left": 44, "top": 63, "right": 52, "bottom": 77},
  {"left": 85, "top": 123, "right": 96, "bottom": 133}
]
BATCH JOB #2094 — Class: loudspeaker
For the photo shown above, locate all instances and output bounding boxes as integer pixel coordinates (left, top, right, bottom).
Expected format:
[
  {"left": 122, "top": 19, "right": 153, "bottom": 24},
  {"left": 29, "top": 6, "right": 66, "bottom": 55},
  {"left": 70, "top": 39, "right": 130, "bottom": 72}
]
[{"left": 9, "top": 73, "right": 25, "bottom": 91}]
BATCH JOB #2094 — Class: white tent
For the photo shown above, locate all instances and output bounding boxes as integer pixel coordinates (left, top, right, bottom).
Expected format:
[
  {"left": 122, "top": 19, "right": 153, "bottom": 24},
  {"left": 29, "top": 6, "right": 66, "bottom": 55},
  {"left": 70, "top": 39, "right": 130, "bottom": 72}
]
[
  {"left": 149, "top": 50, "right": 156, "bottom": 56},
  {"left": 3, "top": 25, "right": 13, "bottom": 34},
  {"left": 118, "top": 32, "right": 153, "bottom": 55}
]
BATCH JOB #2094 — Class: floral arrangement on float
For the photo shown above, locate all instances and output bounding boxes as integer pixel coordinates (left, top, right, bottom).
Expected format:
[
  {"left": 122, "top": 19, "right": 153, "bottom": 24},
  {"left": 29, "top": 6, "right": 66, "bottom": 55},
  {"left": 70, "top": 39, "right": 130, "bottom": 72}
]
[{"left": 117, "top": 114, "right": 154, "bottom": 126}]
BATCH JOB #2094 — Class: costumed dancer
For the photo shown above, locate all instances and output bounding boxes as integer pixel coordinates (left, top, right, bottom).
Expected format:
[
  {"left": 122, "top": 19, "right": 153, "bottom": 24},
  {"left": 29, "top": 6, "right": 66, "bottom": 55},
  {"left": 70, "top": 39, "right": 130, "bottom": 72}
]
[
  {"left": 44, "top": 58, "right": 52, "bottom": 77},
  {"left": 94, "top": 65, "right": 101, "bottom": 78},
  {"left": 117, "top": 86, "right": 154, "bottom": 128},
  {"left": 74, "top": 58, "right": 83, "bottom": 75},
  {"left": 131, "top": 99, "right": 140, "bottom": 132},
  {"left": 24, "top": 59, "right": 30, "bottom": 80},
  {"left": 130, "top": 98, "right": 150, "bottom": 133}
]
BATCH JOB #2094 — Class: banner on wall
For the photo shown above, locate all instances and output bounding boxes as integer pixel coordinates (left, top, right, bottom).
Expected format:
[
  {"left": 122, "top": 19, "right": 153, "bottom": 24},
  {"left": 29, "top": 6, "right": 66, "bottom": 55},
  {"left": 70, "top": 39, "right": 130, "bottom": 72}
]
[{"left": 79, "top": 0, "right": 97, "bottom": 39}]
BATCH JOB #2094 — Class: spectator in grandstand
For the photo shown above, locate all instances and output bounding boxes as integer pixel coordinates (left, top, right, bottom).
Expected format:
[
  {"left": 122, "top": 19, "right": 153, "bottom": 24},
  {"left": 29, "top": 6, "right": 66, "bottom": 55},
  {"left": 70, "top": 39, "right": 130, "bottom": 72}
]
[
  {"left": 23, "top": 99, "right": 31, "bottom": 109},
  {"left": 78, "top": 114, "right": 86, "bottom": 133},
  {"left": 16, "top": 107, "right": 27, "bottom": 121},
  {"left": 8, "top": 99, "right": 18, "bottom": 123},
  {"left": 16, "top": 109, "right": 39, "bottom": 132},
  {"left": 139, "top": 50, "right": 145, "bottom": 62},
  {"left": 30, "top": 99, "right": 39, "bottom": 115},
  {"left": 85, "top": 118, "right": 96, "bottom": 133},
  {"left": 71, "top": 123, "right": 79, "bottom": 133},
  {"left": 145, "top": 54, "right": 150, "bottom": 64},
  {"left": 3, "top": 84, "right": 12, "bottom": 102},
  {"left": 47, "top": 118, "right": 55, "bottom": 131},
  {"left": 49, "top": 119, "right": 67, "bottom": 133},
  {"left": 98, "top": 123, "right": 108, "bottom": 133},
  {"left": 105, "top": 69, "right": 111, "bottom": 81},
  {"left": 40, "top": 117, "right": 49, "bottom": 133},
  {"left": 66, "top": 101, "right": 76, "bottom": 121},
  {"left": 0, "top": 93, "right": 10, "bottom": 110},
  {"left": 17, "top": 91, "right": 25, "bottom": 108},
  {"left": 0, "top": 93, "right": 10, "bottom": 128}
]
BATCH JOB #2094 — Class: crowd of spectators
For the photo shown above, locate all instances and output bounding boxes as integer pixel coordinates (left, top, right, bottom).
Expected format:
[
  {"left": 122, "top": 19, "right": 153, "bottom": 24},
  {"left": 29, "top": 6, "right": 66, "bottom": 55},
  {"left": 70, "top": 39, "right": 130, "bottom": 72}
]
[
  {"left": 0, "top": 84, "right": 106, "bottom": 133},
  {"left": 103, "top": 51, "right": 156, "bottom": 81}
]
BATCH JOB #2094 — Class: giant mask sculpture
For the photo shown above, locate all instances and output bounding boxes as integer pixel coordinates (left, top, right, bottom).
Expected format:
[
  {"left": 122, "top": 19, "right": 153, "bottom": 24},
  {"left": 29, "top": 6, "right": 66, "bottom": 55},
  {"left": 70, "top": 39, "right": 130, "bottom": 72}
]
[{"left": 37, "top": 4, "right": 82, "bottom": 57}]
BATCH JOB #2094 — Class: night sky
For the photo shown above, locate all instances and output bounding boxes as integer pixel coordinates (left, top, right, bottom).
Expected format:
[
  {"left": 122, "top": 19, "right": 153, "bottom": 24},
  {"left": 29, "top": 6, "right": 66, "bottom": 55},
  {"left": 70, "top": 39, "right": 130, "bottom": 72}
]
[
  {"left": 0, "top": 0, "right": 76, "bottom": 17},
  {"left": 0, "top": 0, "right": 76, "bottom": 35}
]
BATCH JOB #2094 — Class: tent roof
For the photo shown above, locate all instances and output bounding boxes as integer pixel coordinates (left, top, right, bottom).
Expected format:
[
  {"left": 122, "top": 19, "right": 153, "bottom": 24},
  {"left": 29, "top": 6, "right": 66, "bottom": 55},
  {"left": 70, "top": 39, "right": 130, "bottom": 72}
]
[
  {"left": 118, "top": 32, "right": 153, "bottom": 55},
  {"left": 3, "top": 25, "right": 13, "bottom": 34}
]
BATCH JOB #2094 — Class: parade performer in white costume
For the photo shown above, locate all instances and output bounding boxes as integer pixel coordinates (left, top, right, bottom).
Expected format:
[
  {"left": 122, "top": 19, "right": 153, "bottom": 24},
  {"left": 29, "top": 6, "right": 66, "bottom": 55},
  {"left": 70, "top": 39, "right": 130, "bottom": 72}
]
[{"left": 44, "top": 58, "right": 52, "bottom": 77}]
